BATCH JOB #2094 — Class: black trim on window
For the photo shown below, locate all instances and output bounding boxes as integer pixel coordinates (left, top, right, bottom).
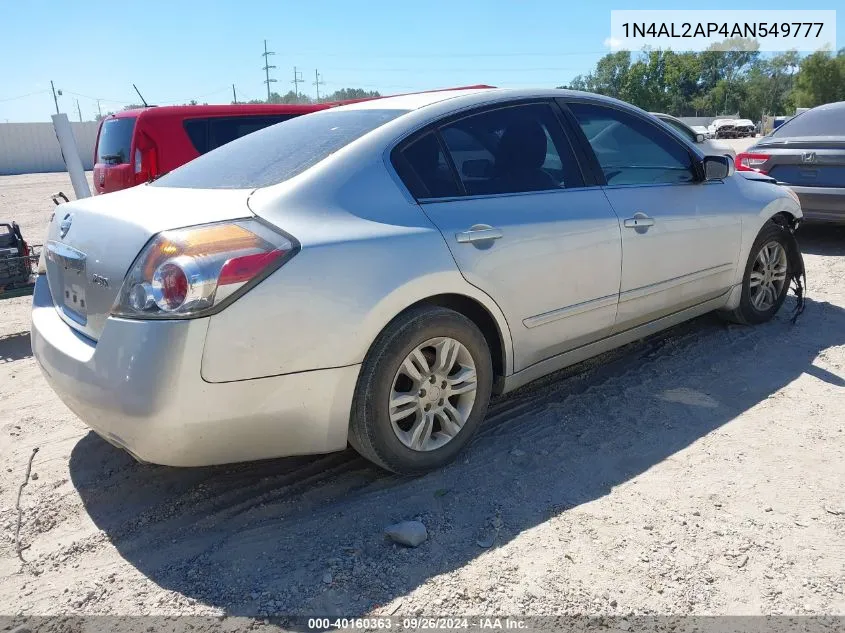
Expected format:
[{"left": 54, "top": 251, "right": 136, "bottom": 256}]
[
  {"left": 391, "top": 141, "right": 431, "bottom": 198},
  {"left": 549, "top": 100, "right": 601, "bottom": 187},
  {"left": 433, "top": 130, "right": 467, "bottom": 196}
]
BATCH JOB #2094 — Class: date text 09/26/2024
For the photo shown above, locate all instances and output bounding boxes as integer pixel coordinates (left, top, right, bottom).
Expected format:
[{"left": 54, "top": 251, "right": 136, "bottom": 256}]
[{"left": 306, "top": 617, "right": 527, "bottom": 630}]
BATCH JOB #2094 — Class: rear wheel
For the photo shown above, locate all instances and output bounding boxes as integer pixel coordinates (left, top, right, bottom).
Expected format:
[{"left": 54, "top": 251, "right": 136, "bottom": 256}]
[
  {"left": 723, "top": 221, "right": 792, "bottom": 325},
  {"left": 349, "top": 306, "right": 493, "bottom": 474}
]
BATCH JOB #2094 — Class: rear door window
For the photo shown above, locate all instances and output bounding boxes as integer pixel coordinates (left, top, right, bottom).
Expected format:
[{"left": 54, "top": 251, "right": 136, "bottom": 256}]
[
  {"left": 182, "top": 114, "right": 301, "bottom": 155},
  {"left": 438, "top": 102, "right": 582, "bottom": 196},
  {"left": 96, "top": 117, "right": 136, "bottom": 165},
  {"left": 395, "top": 133, "right": 461, "bottom": 198},
  {"left": 155, "top": 108, "right": 408, "bottom": 189}
]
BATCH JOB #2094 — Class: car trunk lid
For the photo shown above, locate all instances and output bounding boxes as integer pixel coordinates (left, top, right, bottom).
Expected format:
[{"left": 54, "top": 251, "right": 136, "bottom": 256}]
[
  {"left": 44, "top": 185, "right": 254, "bottom": 341},
  {"left": 755, "top": 136, "right": 845, "bottom": 187}
]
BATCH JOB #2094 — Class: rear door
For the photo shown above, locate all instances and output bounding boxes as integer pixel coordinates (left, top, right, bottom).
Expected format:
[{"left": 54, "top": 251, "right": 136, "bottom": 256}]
[
  {"left": 563, "top": 99, "right": 741, "bottom": 332},
  {"left": 394, "top": 101, "right": 622, "bottom": 372}
]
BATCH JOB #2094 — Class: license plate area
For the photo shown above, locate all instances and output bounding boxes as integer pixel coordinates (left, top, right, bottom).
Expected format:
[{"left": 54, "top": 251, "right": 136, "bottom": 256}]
[{"left": 45, "top": 241, "right": 88, "bottom": 324}]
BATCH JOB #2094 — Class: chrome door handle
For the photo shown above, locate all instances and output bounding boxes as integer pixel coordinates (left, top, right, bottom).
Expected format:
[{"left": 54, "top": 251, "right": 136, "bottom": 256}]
[
  {"left": 455, "top": 225, "right": 503, "bottom": 243},
  {"left": 623, "top": 212, "right": 655, "bottom": 229}
]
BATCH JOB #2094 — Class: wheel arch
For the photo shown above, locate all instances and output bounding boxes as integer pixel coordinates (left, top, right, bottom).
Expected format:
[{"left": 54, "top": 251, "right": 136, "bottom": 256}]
[
  {"left": 361, "top": 282, "right": 514, "bottom": 391},
  {"left": 399, "top": 293, "right": 509, "bottom": 391},
  {"left": 724, "top": 199, "right": 802, "bottom": 311}
]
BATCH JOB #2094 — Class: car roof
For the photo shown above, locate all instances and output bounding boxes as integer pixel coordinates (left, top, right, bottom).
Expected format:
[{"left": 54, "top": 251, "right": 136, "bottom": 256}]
[
  {"left": 336, "top": 87, "right": 636, "bottom": 113},
  {"left": 107, "top": 86, "right": 500, "bottom": 120}
]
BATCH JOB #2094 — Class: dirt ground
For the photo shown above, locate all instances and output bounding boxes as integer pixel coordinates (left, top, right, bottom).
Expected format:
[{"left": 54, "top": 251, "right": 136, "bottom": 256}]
[{"left": 1, "top": 168, "right": 844, "bottom": 619}]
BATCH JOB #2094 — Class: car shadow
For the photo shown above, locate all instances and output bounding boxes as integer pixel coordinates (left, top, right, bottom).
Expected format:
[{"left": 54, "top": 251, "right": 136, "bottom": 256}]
[
  {"left": 0, "top": 331, "right": 32, "bottom": 363},
  {"left": 798, "top": 223, "right": 845, "bottom": 256},
  {"left": 69, "top": 297, "right": 845, "bottom": 618}
]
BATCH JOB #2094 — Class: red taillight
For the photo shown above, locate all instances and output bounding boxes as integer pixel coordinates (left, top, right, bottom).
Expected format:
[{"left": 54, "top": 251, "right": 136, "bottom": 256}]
[
  {"left": 219, "top": 250, "right": 285, "bottom": 286},
  {"left": 113, "top": 220, "right": 296, "bottom": 319},
  {"left": 133, "top": 132, "right": 159, "bottom": 184},
  {"left": 735, "top": 152, "right": 770, "bottom": 174},
  {"left": 151, "top": 260, "right": 190, "bottom": 312}
]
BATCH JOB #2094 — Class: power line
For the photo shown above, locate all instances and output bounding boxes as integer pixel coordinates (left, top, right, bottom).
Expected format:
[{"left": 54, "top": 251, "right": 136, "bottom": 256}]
[
  {"left": 64, "top": 90, "right": 132, "bottom": 104},
  {"left": 320, "top": 66, "right": 585, "bottom": 73},
  {"left": 262, "top": 39, "right": 277, "bottom": 102},
  {"left": 0, "top": 89, "right": 49, "bottom": 103},
  {"left": 273, "top": 50, "right": 609, "bottom": 59}
]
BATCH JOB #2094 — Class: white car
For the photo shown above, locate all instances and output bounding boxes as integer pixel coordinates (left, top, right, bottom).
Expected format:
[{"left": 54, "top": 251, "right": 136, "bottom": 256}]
[
  {"left": 733, "top": 119, "right": 757, "bottom": 137},
  {"left": 652, "top": 113, "right": 736, "bottom": 159}
]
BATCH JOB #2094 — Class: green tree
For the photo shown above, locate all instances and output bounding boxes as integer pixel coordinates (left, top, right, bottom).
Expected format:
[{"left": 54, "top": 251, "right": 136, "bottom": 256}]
[
  {"left": 238, "top": 87, "right": 380, "bottom": 105},
  {"left": 792, "top": 49, "right": 845, "bottom": 107},
  {"left": 559, "top": 41, "right": 843, "bottom": 120},
  {"left": 325, "top": 88, "right": 381, "bottom": 101},
  {"left": 745, "top": 51, "right": 800, "bottom": 120}
]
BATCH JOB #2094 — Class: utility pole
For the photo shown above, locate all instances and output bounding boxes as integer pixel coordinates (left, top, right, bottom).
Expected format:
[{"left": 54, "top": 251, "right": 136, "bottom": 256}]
[
  {"left": 50, "top": 80, "right": 60, "bottom": 114},
  {"left": 75, "top": 99, "right": 82, "bottom": 122},
  {"left": 292, "top": 67, "right": 303, "bottom": 102},
  {"left": 261, "top": 39, "right": 277, "bottom": 102},
  {"left": 313, "top": 69, "right": 324, "bottom": 102},
  {"left": 232, "top": 84, "right": 238, "bottom": 104},
  {"left": 96, "top": 99, "right": 102, "bottom": 119}
]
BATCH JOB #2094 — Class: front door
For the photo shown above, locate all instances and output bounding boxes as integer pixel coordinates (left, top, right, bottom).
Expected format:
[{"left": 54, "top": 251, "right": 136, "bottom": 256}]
[{"left": 565, "top": 100, "right": 742, "bottom": 331}]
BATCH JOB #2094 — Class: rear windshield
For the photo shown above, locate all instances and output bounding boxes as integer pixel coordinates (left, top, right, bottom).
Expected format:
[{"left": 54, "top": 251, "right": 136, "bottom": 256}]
[
  {"left": 153, "top": 108, "right": 408, "bottom": 189},
  {"left": 771, "top": 105, "right": 845, "bottom": 137},
  {"left": 96, "top": 117, "right": 136, "bottom": 164}
]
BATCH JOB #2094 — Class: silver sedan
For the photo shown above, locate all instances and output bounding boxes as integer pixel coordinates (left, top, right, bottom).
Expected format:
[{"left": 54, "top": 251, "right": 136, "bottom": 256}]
[{"left": 32, "top": 88, "right": 803, "bottom": 474}]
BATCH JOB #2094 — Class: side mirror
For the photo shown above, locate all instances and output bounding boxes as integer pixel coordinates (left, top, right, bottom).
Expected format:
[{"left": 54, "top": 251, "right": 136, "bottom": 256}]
[
  {"left": 702, "top": 155, "right": 733, "bottom": 181},
  {"left": 695, "top": 133, "right": 705, "bottom": 143}
]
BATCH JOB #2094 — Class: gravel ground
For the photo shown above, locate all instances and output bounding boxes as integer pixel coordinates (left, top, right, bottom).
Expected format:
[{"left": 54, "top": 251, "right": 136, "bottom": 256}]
[{"left": 1, "top": 167, "right": 844, "bottom": 619}]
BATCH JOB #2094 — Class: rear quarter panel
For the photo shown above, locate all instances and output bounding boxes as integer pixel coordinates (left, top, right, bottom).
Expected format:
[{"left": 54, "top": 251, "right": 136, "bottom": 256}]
[{"left": 200, "top": 152, "right": 514, "bottom": 382}]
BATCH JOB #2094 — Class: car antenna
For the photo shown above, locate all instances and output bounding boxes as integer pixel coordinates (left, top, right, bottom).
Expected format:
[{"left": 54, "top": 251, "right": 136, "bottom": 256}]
[{"left": 132, "top": 84, "right": 150, "bottom": 108}]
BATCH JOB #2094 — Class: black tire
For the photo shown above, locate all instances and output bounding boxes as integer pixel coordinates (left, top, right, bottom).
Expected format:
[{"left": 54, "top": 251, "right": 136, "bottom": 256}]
[
  {"left": 722, "top": 220, "right": 792, "bottom": 325},
  {"left": 349, "top": 305, "right": 493, "bottom": 475}
]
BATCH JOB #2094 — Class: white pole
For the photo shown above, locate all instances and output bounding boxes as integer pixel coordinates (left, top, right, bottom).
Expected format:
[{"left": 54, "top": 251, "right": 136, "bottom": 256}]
[{"left": 51, "top": 113, "right": 91, "bottom": 199}]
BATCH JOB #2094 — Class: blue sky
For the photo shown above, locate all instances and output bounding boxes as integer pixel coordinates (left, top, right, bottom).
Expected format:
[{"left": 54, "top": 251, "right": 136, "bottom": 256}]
[{"left": 0, "top": 0, "right": 841, "bottom": 122}]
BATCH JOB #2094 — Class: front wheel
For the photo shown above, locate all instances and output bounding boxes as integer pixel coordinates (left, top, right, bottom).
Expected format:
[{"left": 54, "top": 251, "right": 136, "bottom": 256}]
[
  {"left": 349, "top": 306, "right": 493, "bottom": 475},
  {"left": 723, "top": 221, "right": 792, "bottom": 325}
]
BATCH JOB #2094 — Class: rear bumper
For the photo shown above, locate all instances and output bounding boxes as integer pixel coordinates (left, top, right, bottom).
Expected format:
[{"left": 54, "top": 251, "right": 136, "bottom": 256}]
[
  {"left": 787, "top": 185, "right": 845, "bottom": 223},
  {"left": 31, "top": 276, "right": 358, "bottom": 466}
]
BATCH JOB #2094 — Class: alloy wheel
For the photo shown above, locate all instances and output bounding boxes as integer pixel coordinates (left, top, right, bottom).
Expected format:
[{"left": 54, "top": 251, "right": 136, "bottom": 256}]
[
  {"left": 388, "top": 337, "right": 478, "bottom": 452},
  {"left": 750, "top": 241, "right": 788, "bottom": 312}
]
